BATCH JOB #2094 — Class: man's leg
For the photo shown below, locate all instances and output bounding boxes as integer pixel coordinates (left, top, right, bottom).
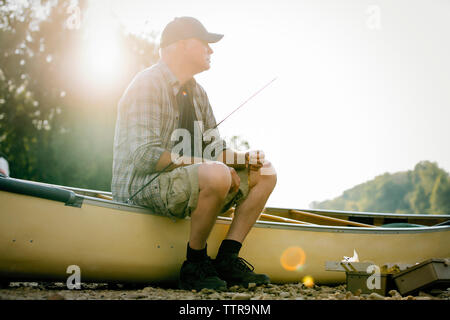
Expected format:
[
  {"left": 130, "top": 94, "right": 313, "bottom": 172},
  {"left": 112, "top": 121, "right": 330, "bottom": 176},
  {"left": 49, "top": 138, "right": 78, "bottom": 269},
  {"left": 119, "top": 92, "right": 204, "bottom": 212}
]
[
  {"left": 189, "top": 162, "right": 232, "bottom": 249},
  {"left": 213, "top": 161, "right": 277, "bottom": 287},
  {"left": 225, "top": 161, "right": 277, "bottom": 242},
  {"left": 179, "top": 162, "right": 231, "bottom": 290}
]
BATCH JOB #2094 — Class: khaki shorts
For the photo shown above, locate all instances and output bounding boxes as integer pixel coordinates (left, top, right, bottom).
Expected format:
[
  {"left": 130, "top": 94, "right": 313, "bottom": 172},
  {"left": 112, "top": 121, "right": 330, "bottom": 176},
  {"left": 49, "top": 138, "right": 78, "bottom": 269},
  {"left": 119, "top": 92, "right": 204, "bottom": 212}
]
[{"left": 157, "top": 163, "right": 250, "bottom": 219}]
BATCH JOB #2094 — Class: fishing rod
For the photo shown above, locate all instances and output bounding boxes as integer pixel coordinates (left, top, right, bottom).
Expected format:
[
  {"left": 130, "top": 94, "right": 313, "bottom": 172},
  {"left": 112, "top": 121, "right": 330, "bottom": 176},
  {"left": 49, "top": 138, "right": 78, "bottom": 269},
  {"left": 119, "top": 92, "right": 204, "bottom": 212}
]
[
  {"left": 127, "top": 77, "right": 277, "bottom": 203},
  {"left": 212, "top": 77, "right": 277, "bottom": 129}
]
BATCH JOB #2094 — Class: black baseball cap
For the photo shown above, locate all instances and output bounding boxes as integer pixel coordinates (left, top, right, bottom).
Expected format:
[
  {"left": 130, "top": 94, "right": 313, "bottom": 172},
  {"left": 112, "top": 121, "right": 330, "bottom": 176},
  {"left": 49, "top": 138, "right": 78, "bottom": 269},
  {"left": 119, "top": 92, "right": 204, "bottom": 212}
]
[{"left": 160, "top": 17, "right": 224, "bottom": 48}]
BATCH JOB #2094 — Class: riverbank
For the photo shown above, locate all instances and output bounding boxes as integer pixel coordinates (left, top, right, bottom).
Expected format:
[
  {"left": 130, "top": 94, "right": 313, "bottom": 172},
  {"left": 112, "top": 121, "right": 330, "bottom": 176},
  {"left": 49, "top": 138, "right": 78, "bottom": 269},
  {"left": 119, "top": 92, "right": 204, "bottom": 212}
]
[{"left": 0, "top": 282, "right": 448, "bottom": 300}]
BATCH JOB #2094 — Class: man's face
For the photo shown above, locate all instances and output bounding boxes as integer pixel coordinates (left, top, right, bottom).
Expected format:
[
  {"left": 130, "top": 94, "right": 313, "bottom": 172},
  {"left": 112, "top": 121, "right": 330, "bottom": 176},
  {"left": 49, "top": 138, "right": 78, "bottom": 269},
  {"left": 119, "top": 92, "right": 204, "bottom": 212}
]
[{"left": 182, "top": 38, "right": 214, "bottom": 73}]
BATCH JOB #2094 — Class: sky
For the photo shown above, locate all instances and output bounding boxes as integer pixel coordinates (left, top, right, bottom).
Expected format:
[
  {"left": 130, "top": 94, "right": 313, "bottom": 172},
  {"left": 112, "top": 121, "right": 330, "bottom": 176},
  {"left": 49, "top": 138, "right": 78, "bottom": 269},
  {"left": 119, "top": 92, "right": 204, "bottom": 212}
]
[{"left": 86, "top": 0, "right": 450, "bottom": 209}]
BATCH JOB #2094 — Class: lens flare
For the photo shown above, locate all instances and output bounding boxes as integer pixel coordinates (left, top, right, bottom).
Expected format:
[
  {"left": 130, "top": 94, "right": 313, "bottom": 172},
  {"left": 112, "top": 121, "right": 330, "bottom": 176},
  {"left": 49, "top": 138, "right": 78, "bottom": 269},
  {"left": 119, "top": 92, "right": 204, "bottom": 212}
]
[
  {"left": 78, "top": 0, "right": 122, "bottom": 86},
  {"left": 302, "top": 276, "right": 314, "bottom": 288},
  {"left": 280, "top": 246, "right": 306, "bottom": 271}
]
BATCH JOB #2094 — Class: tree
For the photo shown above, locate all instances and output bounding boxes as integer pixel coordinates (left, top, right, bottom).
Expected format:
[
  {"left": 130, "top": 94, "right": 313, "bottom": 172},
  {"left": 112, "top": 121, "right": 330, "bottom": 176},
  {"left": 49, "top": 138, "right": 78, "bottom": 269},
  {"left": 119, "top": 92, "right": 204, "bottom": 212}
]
[
  {"left": 227, "top": 135, "right": 250, "bottom": 151},
  {"left": 0, "top": 0, "right": 89, "bottom": 181},
  {"left": 311, "top": 161, "right": 450, "bottom": 214},
  {"left": 430, "top": 174, "right": 450, "bottom": 214},
  {"left": 0, "top": 0, "right": 159, "bottom": 190},
  {"left": 408, "top": 185, "right": 429, "bottom": 214}
]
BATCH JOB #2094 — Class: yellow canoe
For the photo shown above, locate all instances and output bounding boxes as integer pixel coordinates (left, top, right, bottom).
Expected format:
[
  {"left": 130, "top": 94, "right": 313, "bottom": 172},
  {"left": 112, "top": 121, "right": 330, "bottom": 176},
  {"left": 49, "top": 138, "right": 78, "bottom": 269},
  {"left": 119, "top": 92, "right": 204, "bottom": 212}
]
[{"left": 0, "top": 176, "right": 449, "bottom": 285}]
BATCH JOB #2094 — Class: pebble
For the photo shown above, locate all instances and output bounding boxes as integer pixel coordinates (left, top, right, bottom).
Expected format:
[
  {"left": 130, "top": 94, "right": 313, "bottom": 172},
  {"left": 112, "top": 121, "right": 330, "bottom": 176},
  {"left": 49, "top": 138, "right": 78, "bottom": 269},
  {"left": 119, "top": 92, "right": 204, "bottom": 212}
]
[
  {"left": 208, "top": 293, "right": 222, "bottom": 300},
  {"left": 47, "top": 293, "right": 65, "bottom": 300},
  {"left": 414, "top": 296, "right": 432, "bottom": 300},
  {"left": 200, "top": 288, "right": 214, "bottom": 294},
  {"left": 335, "top": 293, "right": 346, "bottom": 299},
  {"left": 127, "top": 293, "right": 147, "bottom": 299},
  {"left": 368, "top": 292, "right": 385, "bottom": 300},
  {"left": 418, "top": 291, "right": 434, "bottom": 298},
  {"left": 388, "top": 289, "right": 401, "bottom": 297},
  {"left": 321, "top": 287, "right": 335, "bottom": 293},
  {"left": 232, "top": 293, "right": 252, "bottom": 300}
]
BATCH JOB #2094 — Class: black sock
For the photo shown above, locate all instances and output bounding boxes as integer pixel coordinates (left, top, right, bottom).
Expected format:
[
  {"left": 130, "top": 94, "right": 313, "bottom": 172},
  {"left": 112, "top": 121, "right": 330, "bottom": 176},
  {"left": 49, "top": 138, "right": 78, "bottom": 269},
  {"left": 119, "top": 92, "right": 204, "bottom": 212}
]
[
  {"left": 216, "top": 239, "right": 242, "bottom": 259},
  {"left": 186, "top": 242, "right": 208, "bottom": 262}
]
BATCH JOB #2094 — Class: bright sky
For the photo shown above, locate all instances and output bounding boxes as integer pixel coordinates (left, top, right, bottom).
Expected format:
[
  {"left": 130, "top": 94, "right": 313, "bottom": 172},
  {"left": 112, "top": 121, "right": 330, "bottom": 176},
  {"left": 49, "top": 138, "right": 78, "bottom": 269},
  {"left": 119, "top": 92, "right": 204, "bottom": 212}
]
[{"left": 85, "top": 0, "right": 450, "bottom": 209}]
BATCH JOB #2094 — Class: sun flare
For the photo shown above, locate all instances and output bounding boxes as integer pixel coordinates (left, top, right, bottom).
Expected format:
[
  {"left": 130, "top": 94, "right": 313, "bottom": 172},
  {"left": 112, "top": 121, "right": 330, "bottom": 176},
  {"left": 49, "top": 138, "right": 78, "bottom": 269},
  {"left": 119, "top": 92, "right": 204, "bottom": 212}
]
[
  {"left": 280, "top": 246, "right": 306, "bottom": 271},
  {"left": 302, "top": 276, "right": 315, "bottom": 288},
  {"left": 83, "top": 30, "right": 120, "bottom": 79},
  {"left": 80, "top": 1, "right": 122, "bottom": 83}
]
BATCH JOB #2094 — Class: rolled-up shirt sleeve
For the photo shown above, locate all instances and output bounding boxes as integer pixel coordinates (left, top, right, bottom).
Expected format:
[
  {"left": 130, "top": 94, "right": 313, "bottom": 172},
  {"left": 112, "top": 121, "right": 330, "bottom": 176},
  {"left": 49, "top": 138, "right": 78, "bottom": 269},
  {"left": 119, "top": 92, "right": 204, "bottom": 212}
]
[{"left": 127, "top": 77, "right": 166, "bottom": 174}]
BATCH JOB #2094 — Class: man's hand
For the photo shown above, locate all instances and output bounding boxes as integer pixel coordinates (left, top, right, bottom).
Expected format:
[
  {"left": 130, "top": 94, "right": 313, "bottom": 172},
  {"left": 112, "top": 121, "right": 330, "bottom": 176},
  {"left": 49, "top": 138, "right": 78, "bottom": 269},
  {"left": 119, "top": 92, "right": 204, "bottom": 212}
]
[
  {"left": 229, "top": 167, "right": 240, "bottom": 194},
  {"left": 246, "top": 150, "right": 265, "bottom": 171}
]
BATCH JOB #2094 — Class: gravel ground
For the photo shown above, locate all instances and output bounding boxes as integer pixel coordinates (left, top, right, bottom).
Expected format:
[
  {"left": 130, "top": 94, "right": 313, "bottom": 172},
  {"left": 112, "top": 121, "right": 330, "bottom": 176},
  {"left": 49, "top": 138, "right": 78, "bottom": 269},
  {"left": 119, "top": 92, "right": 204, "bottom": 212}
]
[{"left": 0, "top": 282, "right": 449, "bottom": 300}]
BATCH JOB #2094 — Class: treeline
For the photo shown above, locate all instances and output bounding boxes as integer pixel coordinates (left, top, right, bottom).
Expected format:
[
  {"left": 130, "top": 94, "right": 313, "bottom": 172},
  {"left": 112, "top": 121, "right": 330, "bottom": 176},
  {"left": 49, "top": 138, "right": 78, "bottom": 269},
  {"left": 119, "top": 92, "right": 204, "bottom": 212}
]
[
  {"left": 310, "top": 161, "right": 450, "bottom": 215},
  {"left": 0, "top": 0, "right": 159, "bottom": 191}
]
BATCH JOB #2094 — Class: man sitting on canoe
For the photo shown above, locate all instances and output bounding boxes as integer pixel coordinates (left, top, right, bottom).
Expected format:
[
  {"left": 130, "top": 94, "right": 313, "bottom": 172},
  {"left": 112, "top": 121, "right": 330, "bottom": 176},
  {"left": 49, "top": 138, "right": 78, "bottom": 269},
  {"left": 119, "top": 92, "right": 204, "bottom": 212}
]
[{"left": 112, "top": 17, "right": 277, "bottom": 290}]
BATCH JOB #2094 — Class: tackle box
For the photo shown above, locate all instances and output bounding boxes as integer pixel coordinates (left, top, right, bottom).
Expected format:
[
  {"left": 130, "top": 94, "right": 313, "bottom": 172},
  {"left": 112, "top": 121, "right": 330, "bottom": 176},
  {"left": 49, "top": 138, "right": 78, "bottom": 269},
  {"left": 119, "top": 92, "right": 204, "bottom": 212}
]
[
  {"left": 346, "top": 271, "right": 395, "bottom": 296},
  {"left": 392, "top": 258, "right": 450, "bottom": 295}
]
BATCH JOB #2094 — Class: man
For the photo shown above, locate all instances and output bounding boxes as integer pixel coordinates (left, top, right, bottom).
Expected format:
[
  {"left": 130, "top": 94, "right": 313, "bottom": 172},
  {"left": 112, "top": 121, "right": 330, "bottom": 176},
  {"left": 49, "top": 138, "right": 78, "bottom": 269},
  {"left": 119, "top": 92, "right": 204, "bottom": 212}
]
[
  {"left": 0, "top": 152, "right": 9, "bottom": 177},
  {"left": 112, "top": 17, "right": 277, "bottom": 291}
]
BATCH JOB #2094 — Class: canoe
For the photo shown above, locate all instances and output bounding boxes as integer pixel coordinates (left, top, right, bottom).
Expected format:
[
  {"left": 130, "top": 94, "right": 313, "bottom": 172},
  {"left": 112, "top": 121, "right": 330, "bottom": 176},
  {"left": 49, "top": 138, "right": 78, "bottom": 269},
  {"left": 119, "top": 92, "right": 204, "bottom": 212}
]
[{"left": 0, "top": 175, "right": 449, "bottom": 285}]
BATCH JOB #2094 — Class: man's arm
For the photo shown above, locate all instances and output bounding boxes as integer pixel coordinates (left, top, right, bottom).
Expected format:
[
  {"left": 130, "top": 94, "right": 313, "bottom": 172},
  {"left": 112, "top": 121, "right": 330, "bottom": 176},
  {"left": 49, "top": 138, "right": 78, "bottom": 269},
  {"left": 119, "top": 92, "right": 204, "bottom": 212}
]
[
  {"left": 216, "top": 148, "right": 265, "bottom": 171},
  {"left": 154, "top": 151, "right": 211, "bottom": 172},
  {"left": 155, "top": 148, "right": 258, "bottom": 172},
  {"left": 216, "top": 149, "right": 247, "bottom": 169},
  {"left": 125, "top": 73, "right": 213, "bottom": 174}
]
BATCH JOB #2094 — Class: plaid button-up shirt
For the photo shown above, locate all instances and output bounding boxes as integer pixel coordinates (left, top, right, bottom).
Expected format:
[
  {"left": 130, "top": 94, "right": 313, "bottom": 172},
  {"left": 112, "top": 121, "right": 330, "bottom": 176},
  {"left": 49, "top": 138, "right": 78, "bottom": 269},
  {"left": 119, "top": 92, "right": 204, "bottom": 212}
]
[{"left": 111, "top": 61, "right": 226, "bottom": 213}]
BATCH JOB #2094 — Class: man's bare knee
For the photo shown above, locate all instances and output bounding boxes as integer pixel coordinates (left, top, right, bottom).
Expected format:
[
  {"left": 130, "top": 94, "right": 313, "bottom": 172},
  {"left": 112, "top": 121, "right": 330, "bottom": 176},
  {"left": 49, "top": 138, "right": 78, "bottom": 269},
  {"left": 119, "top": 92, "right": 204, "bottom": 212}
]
[
  {"left": 198, "top": 162, "right": 231, "bottom": 198},
  {"left": 250, "top": 160, "right": 277, "bottom": 189},
  {"left": 262, "top": 161, "right": 277, "bottom": 187}
]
